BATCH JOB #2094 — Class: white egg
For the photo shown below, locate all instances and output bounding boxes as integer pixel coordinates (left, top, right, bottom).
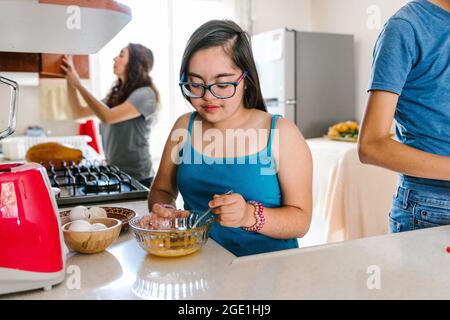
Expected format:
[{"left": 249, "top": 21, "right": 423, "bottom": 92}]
[
  {"left": 86, "top": 206, "right": 107, "bottom": 219},
  {"left": 69, "top": 206, "right": 88, "bottom": 221},
  {"left": 68, "top": 220, "right": 92, "bottom": 232},
  {"left": 90, "top": 223, "right": 107, "bottom": 231},
  {"left": 67, "top": 220, "right": 92, "bottom": 243}
]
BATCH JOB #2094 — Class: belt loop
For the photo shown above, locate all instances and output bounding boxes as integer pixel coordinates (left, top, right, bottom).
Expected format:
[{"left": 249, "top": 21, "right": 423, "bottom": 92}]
[
  {"left": 402, "top": 188, "right": 410, "bottom": 209},
  {"left": 394, "top": 186, "right": 399, "bottom": 199}
]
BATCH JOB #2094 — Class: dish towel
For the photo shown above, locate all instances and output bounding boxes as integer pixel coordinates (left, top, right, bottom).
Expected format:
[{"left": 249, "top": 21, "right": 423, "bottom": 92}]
[
  {"left": 40, "top": 78, "right": 73, "bottom": 121},
  {"left": 40, "top": 78, "right": 101, "bottom": 154}
]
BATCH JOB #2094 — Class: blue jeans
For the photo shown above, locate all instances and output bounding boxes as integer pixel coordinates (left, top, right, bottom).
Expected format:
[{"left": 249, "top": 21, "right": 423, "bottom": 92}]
[{"left": 389, "top": 180, "right": 450, "bottom": 233}]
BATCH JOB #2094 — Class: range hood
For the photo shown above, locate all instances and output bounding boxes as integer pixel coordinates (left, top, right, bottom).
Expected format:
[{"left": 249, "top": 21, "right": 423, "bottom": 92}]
[{"left": 0, "top": 0, "right": 131, "bottom": 54}]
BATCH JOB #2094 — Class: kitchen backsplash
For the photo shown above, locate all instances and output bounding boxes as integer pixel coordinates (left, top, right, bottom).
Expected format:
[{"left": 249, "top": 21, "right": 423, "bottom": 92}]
[{"left": 0, "top": 85, "right": 78, "bottom": 137}]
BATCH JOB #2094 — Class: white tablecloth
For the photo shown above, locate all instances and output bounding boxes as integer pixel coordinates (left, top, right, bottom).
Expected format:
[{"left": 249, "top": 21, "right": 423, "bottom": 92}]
[{"left": 306, "top": 138, "right": 398, "bottom": 243}]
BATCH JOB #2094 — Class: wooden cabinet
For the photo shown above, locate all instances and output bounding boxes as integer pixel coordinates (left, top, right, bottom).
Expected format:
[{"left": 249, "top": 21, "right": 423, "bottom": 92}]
[
  {"left": 0, "top": 52, "right": 89, "bottom": 79},
  {"left": 0, "top": 53, "right": 40, "bottom": 72},
  {"left": 40, "top": 54, "right": 89, "bottom": 79}
]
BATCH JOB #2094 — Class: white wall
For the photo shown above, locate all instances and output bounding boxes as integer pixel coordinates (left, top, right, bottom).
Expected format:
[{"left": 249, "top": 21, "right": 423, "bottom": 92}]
[
  {"left": 0, "top": 85, "right": 78, "bottom": 137},
  {"left": 250, "top": 0, "right": 410, "bottom": 121},
  {"left": 251, "top": 0, "right": 312, "bottom": 34},
  {"left": 310, "top": 0, "right": 409, "bottom": 121}
]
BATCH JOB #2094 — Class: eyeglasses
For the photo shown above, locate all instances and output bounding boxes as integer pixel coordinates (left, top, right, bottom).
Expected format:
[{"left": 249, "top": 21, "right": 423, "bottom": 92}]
[{"left": 179, "top": 71, "right": 248, "bottom": 99}]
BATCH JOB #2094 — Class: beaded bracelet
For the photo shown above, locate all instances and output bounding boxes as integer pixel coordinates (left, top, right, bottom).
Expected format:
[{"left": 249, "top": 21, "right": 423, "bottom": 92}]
[{"left": 243, "top": 201, "right": 265, "bottom": 233}]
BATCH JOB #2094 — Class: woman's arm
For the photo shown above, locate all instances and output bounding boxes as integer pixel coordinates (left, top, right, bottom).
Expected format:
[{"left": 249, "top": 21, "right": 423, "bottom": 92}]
[
  {"left": 209, "top": 117, "right": 313, "bottom": 239},
  {"left": 62, "top": 56, "right": 141, "bottom": 125},
  {"left": 74, "top": 84, "right": 141, "bottom": 125},
  {"left": 358, "top": 90, "right": 450, "bottom": 180},
  {"left": 147, "top": 113, "right": 191, "bottom": 212},
  {"left": 66, "top": 82, "right": 95, "bottom": 121}
]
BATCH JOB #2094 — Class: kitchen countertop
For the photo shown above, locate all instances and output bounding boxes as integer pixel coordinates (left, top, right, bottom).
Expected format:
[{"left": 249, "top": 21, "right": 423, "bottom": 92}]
[{"left": 3, "top": 200, "right": 450, "bottom": 300}]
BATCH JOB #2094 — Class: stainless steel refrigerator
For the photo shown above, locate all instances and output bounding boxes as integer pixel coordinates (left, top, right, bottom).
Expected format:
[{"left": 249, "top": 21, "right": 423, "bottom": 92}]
[{"left": 252, "top": 28, "right": 355, "bottom": 138}]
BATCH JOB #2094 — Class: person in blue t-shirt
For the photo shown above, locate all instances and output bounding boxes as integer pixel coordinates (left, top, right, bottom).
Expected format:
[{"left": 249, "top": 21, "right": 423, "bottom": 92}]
[{"left": 359, "top": 0, "right": 450, "bottom": 232}]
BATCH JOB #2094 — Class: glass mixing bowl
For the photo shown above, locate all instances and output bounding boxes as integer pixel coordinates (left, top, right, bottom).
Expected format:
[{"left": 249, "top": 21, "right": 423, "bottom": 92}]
[{"left": 129, "top": 211, "right": 215, "bottom": 258}]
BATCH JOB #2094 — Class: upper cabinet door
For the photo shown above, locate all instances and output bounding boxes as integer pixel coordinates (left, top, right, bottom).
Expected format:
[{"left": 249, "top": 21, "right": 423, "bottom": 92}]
[
  {"left": 0, "top": 53, "right": 89, "bottom": 80},
  {"left": 40, "top": 54, "right": 89, "bottom": 79},
  {"left": 0, "top": 0, "right": 131, "bottom": 54},
  {"left": 0, "top": 53, "right": 40, "bottom": 73}
]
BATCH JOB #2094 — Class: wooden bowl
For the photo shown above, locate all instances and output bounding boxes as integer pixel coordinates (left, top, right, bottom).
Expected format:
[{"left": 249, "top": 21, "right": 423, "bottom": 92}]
[
  {"left": 60, "top": 207, "right": 136, "bottom": 232},
  {"left": 62, "top": 218, "right": 122, "bottom": 254}
]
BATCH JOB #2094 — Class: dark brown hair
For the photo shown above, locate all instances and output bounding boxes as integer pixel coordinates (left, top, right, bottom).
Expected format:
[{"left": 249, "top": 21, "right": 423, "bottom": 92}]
[
  {"left": 105, "top": 43, "right": 160, "bottom": 108},
  {"left": 179, "top": 20, "right": 266, "bottom": 112}
]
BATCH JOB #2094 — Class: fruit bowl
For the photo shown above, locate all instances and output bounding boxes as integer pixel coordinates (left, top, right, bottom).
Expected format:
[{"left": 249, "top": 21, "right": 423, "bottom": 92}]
[{"left": 326, "top": 121, "right": 359, "bottom": 142}]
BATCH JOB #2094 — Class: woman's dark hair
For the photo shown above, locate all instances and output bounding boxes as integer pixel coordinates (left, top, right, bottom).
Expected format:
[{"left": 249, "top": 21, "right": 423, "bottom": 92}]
[
  {"left": 179, "top": 20, "right": 266, "bottom": 112},
  {"left": 105, "top": 43, "right": 160, "bottom": 108}
]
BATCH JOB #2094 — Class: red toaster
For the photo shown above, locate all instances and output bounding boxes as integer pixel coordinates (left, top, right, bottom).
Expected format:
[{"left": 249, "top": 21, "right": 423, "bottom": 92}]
[
  {"left": 0, "top": 163, "right": 66, "bottom": 294},
  {"left": 0, "top": 76, "right": 65, "bottom": 295}
]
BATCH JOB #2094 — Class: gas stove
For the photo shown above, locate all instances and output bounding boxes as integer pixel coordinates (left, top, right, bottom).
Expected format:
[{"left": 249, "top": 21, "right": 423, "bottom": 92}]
[{"left": 47, "top": 160, "right": 149, "bottom": 207}]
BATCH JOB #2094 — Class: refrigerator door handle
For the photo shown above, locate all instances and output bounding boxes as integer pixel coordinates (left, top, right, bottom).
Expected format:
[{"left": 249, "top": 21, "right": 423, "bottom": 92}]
[
  {"left": 285, "top": 99, "right": 297, "bottom": 105},
  {"left": 264, "top": 98, "right": 297, "bottom": 106}
]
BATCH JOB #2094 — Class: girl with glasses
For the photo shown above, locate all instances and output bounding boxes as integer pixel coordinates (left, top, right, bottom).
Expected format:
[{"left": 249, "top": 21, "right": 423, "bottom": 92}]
[{"left": 147, "top": 20, "right": 313, "bottom": 257}]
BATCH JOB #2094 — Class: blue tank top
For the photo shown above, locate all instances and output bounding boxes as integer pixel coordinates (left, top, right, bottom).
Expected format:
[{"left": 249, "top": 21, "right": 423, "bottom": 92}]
[{"left": 177, "top": 112, "right": 299, "bottom": 257}]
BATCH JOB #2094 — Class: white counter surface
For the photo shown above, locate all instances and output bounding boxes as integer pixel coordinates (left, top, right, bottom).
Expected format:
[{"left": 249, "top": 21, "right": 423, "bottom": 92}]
[{"left": 3, "top": 200, "right": 450, "bottom": 300}]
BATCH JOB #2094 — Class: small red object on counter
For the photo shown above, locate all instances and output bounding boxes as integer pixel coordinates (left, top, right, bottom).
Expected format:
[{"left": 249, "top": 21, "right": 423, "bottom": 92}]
[
  {"left": 447, "top": 247, "right": 450, "bottom": 254},
  {"left": 79, "top": 119, "right": 101, "bottom": 154}
]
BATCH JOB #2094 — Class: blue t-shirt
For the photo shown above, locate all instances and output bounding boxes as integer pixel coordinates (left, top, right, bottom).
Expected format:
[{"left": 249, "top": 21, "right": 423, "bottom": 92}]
[{"left": 368, "top": 0, "right": 450, "bottom": 189}]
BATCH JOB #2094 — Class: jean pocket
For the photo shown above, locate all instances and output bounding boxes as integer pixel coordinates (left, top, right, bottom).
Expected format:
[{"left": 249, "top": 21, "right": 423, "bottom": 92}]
[
  {"left": 388, "top": 214, "right": 402, "bottom": 233},
  {"left": 391, "top": 195, "right": 404, "bottom": 209},
  {"left": 414, "top": 204, "right": 450, "bottom": 226},
  {"left": 389, "top": 205, "right": 414, "bottom": 233}
]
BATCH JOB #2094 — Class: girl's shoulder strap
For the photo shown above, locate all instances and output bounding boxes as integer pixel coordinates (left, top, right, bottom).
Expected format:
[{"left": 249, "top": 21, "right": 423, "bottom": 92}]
[
  {"left": 271, "top": 114, "right": 282, "bottom": 130},
  {"left": 268, "top": 114, "right": 282, "bottom": 157},
  {"left": 187, "top": 111, "right": 198, "bottom": 135},
  {"left": 179, "top": 111, "right": 197, "bottom": 158}
]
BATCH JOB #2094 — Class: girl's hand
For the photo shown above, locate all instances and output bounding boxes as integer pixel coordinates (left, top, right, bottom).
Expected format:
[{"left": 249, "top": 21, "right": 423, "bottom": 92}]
[
  {"left": 209, "top": 193, "right": 256, "bottom": 228},
  {"left": 144, "top": 203, "right": 191, "bottom": 230},
  {"left": 60, "top": 55, "right": 81, "bottom": 89},
  {"left": 151, "top": 203, "right": 190, "bottom": 219}
]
